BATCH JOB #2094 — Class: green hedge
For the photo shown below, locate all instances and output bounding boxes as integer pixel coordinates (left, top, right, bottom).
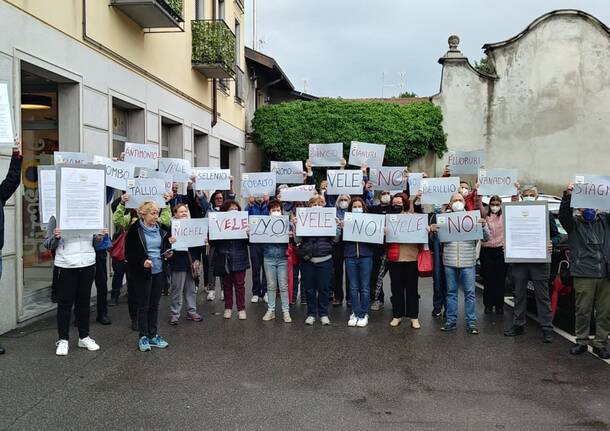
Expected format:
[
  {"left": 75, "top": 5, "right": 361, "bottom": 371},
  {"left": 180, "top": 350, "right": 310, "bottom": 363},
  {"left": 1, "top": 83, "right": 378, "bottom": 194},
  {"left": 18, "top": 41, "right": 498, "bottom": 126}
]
[{"left": 251, "top": 99, "right": 447, "bottom": 168}]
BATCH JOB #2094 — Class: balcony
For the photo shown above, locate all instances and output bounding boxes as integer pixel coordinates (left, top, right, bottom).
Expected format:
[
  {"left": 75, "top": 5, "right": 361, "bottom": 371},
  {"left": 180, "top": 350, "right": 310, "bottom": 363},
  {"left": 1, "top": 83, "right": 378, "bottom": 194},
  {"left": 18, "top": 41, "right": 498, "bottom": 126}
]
[
  {"left": 111, "top": 0, "right": 183, "bottom": 29},
  {"left": 192, "top": 20, "right": 236, "bottom": 80}
]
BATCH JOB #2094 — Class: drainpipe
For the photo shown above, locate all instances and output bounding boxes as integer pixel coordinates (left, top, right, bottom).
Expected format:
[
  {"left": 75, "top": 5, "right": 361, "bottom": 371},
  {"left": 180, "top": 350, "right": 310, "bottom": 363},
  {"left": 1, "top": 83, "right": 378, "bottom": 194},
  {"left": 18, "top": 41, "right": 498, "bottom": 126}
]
[{"left": 211, "top": 0, "right": 218, "bottom": 128}]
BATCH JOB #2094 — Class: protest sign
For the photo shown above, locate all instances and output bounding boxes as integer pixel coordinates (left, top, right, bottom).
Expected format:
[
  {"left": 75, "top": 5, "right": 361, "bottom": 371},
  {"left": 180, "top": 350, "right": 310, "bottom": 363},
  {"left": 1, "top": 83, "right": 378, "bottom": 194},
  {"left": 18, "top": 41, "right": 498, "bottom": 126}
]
[
  {"left": 159, "top": 157, "right": 191, "bottom": 182},
  {"left": 572, "top": 174, "right": 610, "bottom": 210},
  {"left": 141, "top": 170, "right": 173, "bottom": 193},
  {"left": 123, "top": 143, "right": 159, "bottom": 169},
  {"left": 38, "top": 166, "right": 56, "bottom": 225},
  {"left": 309, "top": 143, "right": 343, "bottom": 167},
  {"left": 92, "top": 155, "right": 135, "bottom": 190},
  {"left": 171, "top": 218, "right": 208, "bottom": 250},
  {"left": 56, "top": 165, "right": 106, "bottom": 231},
  {"left": 193, "top": 168, "right": 231, "bottom": 191},
  {"left": 369, "top": 166, "right": 407, "bottom": 191},
  {"left": 477, "top": 168, "right": 518, "bottom": 196},
  {"left": 448, "top": 150, "right": 485, "bottom": 175},
  {"left": 270, "top": 161, "right": 304, "bottom": 184},
  {"left": 248, "top": 215, "right": 290, "bottom": 244},
  {"left": 53, "top": 152, "right": 92, "bottom": 165},
  {"left": 125, "top": 178, "right": 166, "bottom": 209},
  {"left": 326, "top": 170, "right": 363, "bottom": 195},
  {"left": 385, "top": 213, "right": 429, "bottom": 243},
  {"left": 420, "top": 177, "right": 460, "bottom": 205},
  {"left": 437, "top": 210, "right": 483, "bottom": 242},
  {"left": 279, "top": 184, "right": 316, "bottom": 202},
  {"left": 0, "top": 81, "right": 14, "bottom": 147},
  {"left": 208, "top": 211, "right": 249, "bottom": 240},
  {"left": 342, "top": 212, "right": 385, "bottom": 244},
  {"left": 241, "top": 172, "right": 276, "bottom": 197},
  {"left": 503, "top": 201, "right": 550, "bottom": 263},
  {"left": 295, "top": 207, "right": 337, "bottom": 236},
  {"left": 408, "top": 173, "right": 424, "bottom": 196},
  {"left": 348, "top": 141, "right": 385, "bottom": 167}
]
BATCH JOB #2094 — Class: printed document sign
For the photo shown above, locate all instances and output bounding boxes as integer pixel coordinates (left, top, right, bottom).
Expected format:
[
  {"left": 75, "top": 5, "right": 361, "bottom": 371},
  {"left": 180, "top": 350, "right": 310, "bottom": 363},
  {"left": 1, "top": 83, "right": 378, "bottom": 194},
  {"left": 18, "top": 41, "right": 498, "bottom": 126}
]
[
  {"left": 503, "top": 201, "right": 550, "bottom": 263},
  {"left": 193, "top": 168, "right": 231, "bottom": 191},
  {"left": 125, "top": 178, "right": 166, "bottom": 209},
  {"left": 477, "top": 168, "right": 518, "bottom": 196},
  {"left": 295, "top": 207, "right": 337, "bottom": 237},
  {"left": 159, "top": 157, "right": 191, "bottom": 182},
  {"left": 408, "top": 173, "right": 424, "bottom": 197},
  {"left": 270, "top": 161, "right": 304, "bottom": 184},
  {"left": 369, "top": 166, "right": 407, "bottom": 191},
  {"left": 172, "top": 218, "right": 208, "bottom": 250},
  {"left": 53, "top": 152, "right": 92, "bottom": 165},
  {"left": 123, "top": 143, "right": 159, "bottom": 170},
  {"left": 326, "top": 170, "right": 363, "bottom": 195},
  {"left": 437, "top": 210, "right": 483, "bottom": 243},
  {"left": 208, "top": 211, "right": 249, "bottom": 240},
  {"left": 241, "top": 172, "right": 276, "bottom": 197},
  {"left": 448, "top": 150, "right": 485, "bottom": 175},
  {"left": 571, "top": 174, "right": 610, "bottom": 210},
  {"left": 0, "top": 82, "right": 14, "bottom": 147},
  {"left": 420, "top": 177, "right": 460, "bottom": 205},
  {"left": 342, "top": 212, "right": 385, "bottom": 244},
  {"left": 56, "top": 165, "right": 106, "bottom": 231},
  {"left": 385, "top": 213, "right": 429, "bottom": 243},
  {"left": 309, "top": 143, "right": 343, "bottom": 167},
  {"left": 348, "top": 141, "right": 385, "bottom": 167},
  {"left": 279, "top": 184, "right": 316, "bottom": 202},
  {"left": 248, "top": 215, "right": 290, "bottom": 244},
  {"left": 93, "top": 155, "right": 135, "bottom": 191},
  {"left": 38, "top": 166, "right": 56, "bottom": 225},
  {"left": 142, "top": 170, "right": 173, "bottom": 193}
]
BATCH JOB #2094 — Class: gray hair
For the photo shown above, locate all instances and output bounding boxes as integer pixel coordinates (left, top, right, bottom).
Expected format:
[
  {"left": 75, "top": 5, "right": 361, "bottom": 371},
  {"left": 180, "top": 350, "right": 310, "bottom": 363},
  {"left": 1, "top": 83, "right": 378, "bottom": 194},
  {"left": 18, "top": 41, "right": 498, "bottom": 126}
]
[{"left": 521, "top": 185, "right": 538, "bottom": 196}]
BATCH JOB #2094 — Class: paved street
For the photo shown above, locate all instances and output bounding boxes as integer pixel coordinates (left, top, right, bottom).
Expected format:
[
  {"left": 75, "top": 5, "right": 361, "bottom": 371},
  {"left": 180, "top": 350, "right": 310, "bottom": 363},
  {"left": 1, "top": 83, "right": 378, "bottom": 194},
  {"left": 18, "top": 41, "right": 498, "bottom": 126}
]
[{"left": 1, "top": 278, "right": 609, "bottom": 431}]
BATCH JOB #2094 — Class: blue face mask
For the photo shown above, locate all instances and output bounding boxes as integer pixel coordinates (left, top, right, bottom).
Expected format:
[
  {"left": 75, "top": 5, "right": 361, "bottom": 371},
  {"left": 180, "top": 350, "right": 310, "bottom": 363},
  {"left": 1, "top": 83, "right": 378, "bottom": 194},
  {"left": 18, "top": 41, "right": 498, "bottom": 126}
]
[
  {"left": 432, "top": 204, "right": 443, "bottom": 214},
  {"left": 582, "top": 208, "right": 597, "bottom": 222}
]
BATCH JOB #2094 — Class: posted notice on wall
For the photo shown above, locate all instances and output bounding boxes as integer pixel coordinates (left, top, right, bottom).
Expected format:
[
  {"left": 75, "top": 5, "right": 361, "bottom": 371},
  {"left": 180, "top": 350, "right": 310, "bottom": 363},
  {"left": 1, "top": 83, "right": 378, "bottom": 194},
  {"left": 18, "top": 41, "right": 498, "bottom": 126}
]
[
  {"left": 193, "top": 168, "right": 231, "bottom": 191},
  {"left": 125, "top": 178, "right": 167, "bottom": 209},
  {"left": 385, "top": 213, "right": 429, "bottom": 243},
  {"left": 248, "top": 215, "right": 290, "bottom": 244},
  {"left": 477, "top": 168, "right": 518, "bottom": 196},
  {"left": 123, "top": 142, "right": 160, "bottom": 170},
  {"left": 572, "top": 174, "right": 610, "bottom": 210},
  {"left": 279, "top": 184, "right": 316, "bottom": 202},
  {"left": 159, "top": 157, "right": 192, "bottom": 182},
  {"left": 503, "top": 201, "right": 550, "bottom": 263},
  {"left": 141, "top": 170, "right": 173, "bottom": 193},
  {"left": 270, "top": 161, "right": 304, "bottom": 184},
  {"left": 309, "top": 143, "right": 343, "bottom": 167},
  {"left": 326, "top": 170, "right": 363, "bottom": 195},
  {"left": 241, "top": 172, "right": 276, "bottom": 197},
  {"left": 348, "top": 141, "right": 385, "bottom": 167},
  {"left": 208, "top": 211, "right": 249, "bottom": 240},
  {"left": 38, "top": 166, "right": 56, "bottom": 225},
  {"left": 448, "top": 150, "right": 485, "bottom": 175},
  {"left": 0, "top": 82, "right": 14, "bottom": 147},
  {"left": 171, "top": 218, "right": 209, "bottom": 250},
  {"left": 437, "top": 210, "right": 483, "bottom": 243},
  {"left": 92, "top": 155, "right": 136, "bottom": 191},
  {"left": 56, "top": 165, "right": 106, "bottom": 231},
  {"left": 369, "top": 166, "right": 407, "bottom": 191},
  {"left": 295, "top": 207, "right": 337, "bottom": 237},
  {"left": 342, "top": 212, "right": 385, "bottom": 244},
  {"left": 54, "top": 151, "right": 92, "bottom": 165},
  {"left": 420, "top": 177, "right": 460, "bottom": 205}
]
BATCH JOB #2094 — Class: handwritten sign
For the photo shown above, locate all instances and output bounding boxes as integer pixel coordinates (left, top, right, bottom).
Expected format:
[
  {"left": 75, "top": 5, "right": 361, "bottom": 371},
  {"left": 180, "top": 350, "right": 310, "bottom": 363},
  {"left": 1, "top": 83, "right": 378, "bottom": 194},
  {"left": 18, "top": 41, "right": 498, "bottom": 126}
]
[
  {"left": 309, "top": 143, "right": 343, "bottom": 167},
  {"left": 53, "top": 152, "right": 92, "bottom": 165},
  {"left": 385, "top": 213, "right": 429, "bottom": 243},
  {"left": 241, "top": 172, "right": 276, "bottom": 197},
  {"left": 421, "top": 177, "right": 460, "bottom": 205},
  {"left": 38, "top": 166, "right": 56, "bottom": 225},
  {"left": 123, "top": 143, "right": 159, "bottom": 169},
  {"left": 343, "top": 212, "right": 385, "bottom": 244},
  {"left": 348, "top": 141, "right": 385, "bottom": 167},
  {"left": 208, "top": 211, "right": 249, "bottom": 240},
  {"left": 248, "top": 215, "right": 290, "bottom": 243},
  {"left": 369, "top": 166, "right": 407, "bottom": 191},
  {"left": 270, "top": 161, "right": 304, "bottom": 184},
  {"left": 408, "top": 173, "right": 423, "bottom": 197},
  {"left": 448, "top": 150, "right": 485, "bottom": 175},
  {"left": 295, "top": 207, "right": 337, "bottom": 236},
  {"left": 92, "top": 155, "right": 135, "bottom": 191},
  {"left": 172, "top": 218, "right": 208, "bottom": 250},
  {"left": 125, "top": 178, "right": 166, "bottom": 209},
  {"left": 477, "top": 168, "right": 518, "bottom": 196},
  {"left": 193, "top": 168, "right": 231, "bottom": 191},
  {"left": 572, "top": 174, "right": 610, "bottom": 210},
  {"left": 326, "top": 170, "right": 363, "bottom": 195},
  {"left": 279, "top": 184, "right": 316, "bottom": 202},
  {"left": 159, "top": 157, "right": 191, "bottom": 182},
  {"left": 0, "top": 82, "right": 14, "bottom": 147},
  {"left": 141, "top": 170, "right": 173, "bottom": 193},
  {"left": 437, "top": 210, "right": 483, "bottom": 242}
]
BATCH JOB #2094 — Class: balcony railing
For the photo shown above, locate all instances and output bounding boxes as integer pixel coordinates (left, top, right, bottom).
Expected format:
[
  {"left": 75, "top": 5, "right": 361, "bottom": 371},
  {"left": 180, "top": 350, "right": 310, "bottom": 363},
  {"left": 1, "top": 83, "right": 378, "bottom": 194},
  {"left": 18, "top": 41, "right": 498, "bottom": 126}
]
[
  {"left": 111, "top": 0, "right": 184, "bottom": 29},
  {"left": 191, "top": 20, "right": 236, "bottom": 80},
  {"left": 234, "top": 65, "right": 244, "bottom": 103}
]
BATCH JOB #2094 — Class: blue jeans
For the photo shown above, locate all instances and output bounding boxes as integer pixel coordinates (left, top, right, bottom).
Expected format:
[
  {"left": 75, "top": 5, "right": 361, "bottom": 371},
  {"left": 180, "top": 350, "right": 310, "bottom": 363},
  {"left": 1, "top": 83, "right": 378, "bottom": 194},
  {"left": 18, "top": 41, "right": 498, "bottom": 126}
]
[
  {"left": 345, "top": 256, "right": 372, "bottom": 318},
  {"left": 264, "top": 256, "right": 289, "bottom": 313},
  {"left": 444, "top": 266, "right": 477, "bottom": 327},
  {"left": 302, "top": 258, "right": 333, "bottom": 318}
]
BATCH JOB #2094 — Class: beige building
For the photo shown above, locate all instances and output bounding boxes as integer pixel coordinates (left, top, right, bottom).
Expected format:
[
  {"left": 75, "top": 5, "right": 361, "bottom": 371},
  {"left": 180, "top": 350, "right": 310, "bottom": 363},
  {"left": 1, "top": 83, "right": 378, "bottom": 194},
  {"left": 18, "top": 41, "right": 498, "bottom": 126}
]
[{"left": 0, "top": 0, "right": 246, "bottom": 333}]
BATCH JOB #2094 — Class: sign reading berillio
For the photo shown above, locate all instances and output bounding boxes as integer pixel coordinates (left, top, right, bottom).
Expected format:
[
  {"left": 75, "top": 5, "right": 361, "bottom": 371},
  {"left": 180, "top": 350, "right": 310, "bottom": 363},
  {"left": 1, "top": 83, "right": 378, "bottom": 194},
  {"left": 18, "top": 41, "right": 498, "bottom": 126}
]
[
  {"left": 420, "top": 177, "right": 460, "bottom": 205},
  {"left": 448, "top": 150, "right": 485, "bottom": 175}
]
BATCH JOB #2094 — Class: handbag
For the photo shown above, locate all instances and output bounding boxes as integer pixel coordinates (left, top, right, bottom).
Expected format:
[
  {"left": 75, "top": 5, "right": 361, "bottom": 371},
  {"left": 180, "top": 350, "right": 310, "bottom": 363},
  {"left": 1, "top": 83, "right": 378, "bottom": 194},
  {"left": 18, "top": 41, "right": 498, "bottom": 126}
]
[
  {"left": 386, "top": 243, "right": 400, "bottom": 262},
  {"left": 417, "top": 248, "right": 434, "bottom": 277},
  {"left": 109, "top": 231, "right": 127, "bottom": 263}
]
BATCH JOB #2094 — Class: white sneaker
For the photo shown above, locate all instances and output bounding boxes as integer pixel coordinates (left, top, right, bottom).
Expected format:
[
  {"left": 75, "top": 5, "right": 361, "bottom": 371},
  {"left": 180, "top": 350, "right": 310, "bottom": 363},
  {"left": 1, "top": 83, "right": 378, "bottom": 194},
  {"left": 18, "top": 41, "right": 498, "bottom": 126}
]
[
  {"left": 55, "top": 339, "right": 69, "bottom": 356},
  {"left": 320, "top": 316, "right": 330, "bottom": 326},
  {"left": 356, "top": 315, "right": 369, "bottom": 327},
  {"left": 77, "top": 336, "right": 100, "bottom": 351},
  {"left": 251, "top": 296, "right": 259, "bottom": 303},
  {"left": 220, "top": 290, "right": 224, "bottom": 301},
  {"left": 207, "top": 291, "right": 215, "bottom": 301},
  {"left": 262, "top": 311, "right": 275, "bottom": 321},
  {"left": 223, "top": 309, "right": 232, "bottom": 319},
  {"left": 347, "top": 313, "right": 358, "bottom": 327},
  {"left": 238, "top": 310, "right": 247, "bottom": 320},
  {"left": 305, "top": 316, "right": 315, "bottom": 325},
  {"left": 263, "top": 293, "right": 269, "bottom": 303},
  {"left": 283, "top": 312, "right": 292, "bottom": 323}
]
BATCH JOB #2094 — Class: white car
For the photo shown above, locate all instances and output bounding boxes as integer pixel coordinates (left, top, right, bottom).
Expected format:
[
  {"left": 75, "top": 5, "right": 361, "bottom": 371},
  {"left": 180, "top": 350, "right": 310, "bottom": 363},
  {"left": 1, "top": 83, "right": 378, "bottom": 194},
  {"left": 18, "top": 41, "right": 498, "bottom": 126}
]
[{"left": 480, "top": 194, "right": 561, "bottom": 213}]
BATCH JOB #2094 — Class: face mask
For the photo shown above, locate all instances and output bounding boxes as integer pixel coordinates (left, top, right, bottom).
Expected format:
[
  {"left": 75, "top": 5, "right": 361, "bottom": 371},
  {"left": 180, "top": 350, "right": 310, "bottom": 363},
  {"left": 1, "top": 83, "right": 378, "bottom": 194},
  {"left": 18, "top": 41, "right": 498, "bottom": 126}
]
[
  {"left": 270, "top": 211, "right": 282, "bottom": 216},
  {"left": 522, "top": 196, "right": 536, "bottom": 202},
  {"left": 230, "top": 209, "right": 238, "bottom": 212},
  {"left": 414, "top": 199, "right": 421, "bottom": 206},
  {"left": 338, "top": 200, "right": 349, "bottom": 209},
  {"left": 452, "top": 201, "right": 465, "bottom": 212},
  {"left": 460, "top": 188, "right": 470, "bottom": 197},
  {"left": 582, "top": 208, "right": 597, "bottom": 222},
  {"left": 352, "top": 207, "right": 363, "bottom": 213},
  {"left": 380, "top": 194, "right": 391, "bottom": 204},
  {"left": 490, "top": 205, "right": 501, "bottom": 214},
  {"left": 214, "top": 207, "right": 220, "bottom": 211},
  {"left": 391, "top": 205, "right": 403, "bottom": 213},
  {"left": 432, "top": 204, "right": 443, "bottom": 214}
]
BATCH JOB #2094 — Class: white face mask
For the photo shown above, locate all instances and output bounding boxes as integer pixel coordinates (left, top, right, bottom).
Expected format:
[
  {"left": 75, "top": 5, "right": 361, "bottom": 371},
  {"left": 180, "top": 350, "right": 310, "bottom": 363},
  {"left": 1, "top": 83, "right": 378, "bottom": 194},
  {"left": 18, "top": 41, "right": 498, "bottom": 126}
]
[
  {"left": 270, "top": 211, "right": 282, "bottom": 216},
  {"left": 380, "top": 194, "right": 391, "bottom": 204},
  {"left": 522, "top": 196, "right": 536, "bottom": 202},
  {"left": 452, "top": 201, "right": 465, "bottom": 212},
  {"left": 352, "top": 207, "right": 363, "bottom": 213},
  {"left": 338, "top": 200, "right": 349, "bottom": 209},
  {"left": 460, "top": 187, "right": 470, "bottom": 197},
  {"left": 229, "top": 209, "right": 238, "bottom": 212},
  {"left": 490, "top": 205, "right": 501, "bottom": 214}
]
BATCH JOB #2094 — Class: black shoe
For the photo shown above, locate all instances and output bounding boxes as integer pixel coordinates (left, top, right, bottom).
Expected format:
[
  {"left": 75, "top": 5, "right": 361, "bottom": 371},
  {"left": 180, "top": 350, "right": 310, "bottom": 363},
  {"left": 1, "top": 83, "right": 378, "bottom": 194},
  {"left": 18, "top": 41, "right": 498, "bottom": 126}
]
[
  {"left": 131, "top": 320, "right": 138, "bottom": 331},
  {"left": 504, "top": 325, "right": 525, "bottom": 337},
  {"left": 592, "top": 347, "right": 610, "bottom": 360},
  {"left": 108, "top": 297, "right": 119, "bottom": 307},
  {"left": 431, "top": 308, "right": 442, "bottom": 317},
  {"left": 569, "top": 344, "right": 587, "bottom": 355},
  {"left": 542, "top": 330, "right": 554, "bottom": 343},
  {"left": 0, "top": 345, "right": 5, "bottom": 355},
  {"left": 467, "top": 326, "right": 479, "bottom": 335},
  {"left": 484, "top": 307, "right": 493, "bottom": 315},
  {"left": 495, "top": 307, "right": 504, "bottom": 315},
  {"left": 440, "top": 322, "right": 457, "bottom": 332},
  {"left": 162, "top": 289, "right": 169, "bottom": 296},
  {"left": 96, "top": 315, "right": 111, "bottom": 325}
]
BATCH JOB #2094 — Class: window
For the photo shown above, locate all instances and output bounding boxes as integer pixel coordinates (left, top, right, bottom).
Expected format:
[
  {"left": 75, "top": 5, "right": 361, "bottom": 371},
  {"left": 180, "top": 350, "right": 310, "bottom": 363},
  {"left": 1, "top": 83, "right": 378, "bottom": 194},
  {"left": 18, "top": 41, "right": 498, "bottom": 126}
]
[
  {"left": 235, "top": 19, "right": 240, "bottom": 68},
  {"left": 218, "top": 0, "right": 225, "bottom": 20},
  {"left": 195, "top": 0, "right": 205, "bottom": 20},
  {"left": 112, "top": 99, "right": 145, "bottom": 157},
  {"left": 161, "top": 116, "right": 183, "bottom": 158}
]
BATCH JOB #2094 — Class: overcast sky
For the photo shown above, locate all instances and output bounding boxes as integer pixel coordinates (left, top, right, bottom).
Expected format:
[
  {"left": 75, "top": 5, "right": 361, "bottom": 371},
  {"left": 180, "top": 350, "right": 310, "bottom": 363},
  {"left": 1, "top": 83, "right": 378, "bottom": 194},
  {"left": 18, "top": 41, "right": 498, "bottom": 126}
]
[{"left": 245, "top": 1, "right": 610, "bottom": 98}]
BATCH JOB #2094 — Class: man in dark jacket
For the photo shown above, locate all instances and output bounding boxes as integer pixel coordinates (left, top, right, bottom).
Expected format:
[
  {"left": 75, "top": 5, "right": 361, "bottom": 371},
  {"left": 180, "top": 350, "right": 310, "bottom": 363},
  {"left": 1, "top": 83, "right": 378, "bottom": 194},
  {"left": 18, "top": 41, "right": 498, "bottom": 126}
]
[
  {"left": 0, "top": 139, "right": 22, "bottom": 355},
  {"left": 559, "top": 182, "right": 610, "bottom": 359}
]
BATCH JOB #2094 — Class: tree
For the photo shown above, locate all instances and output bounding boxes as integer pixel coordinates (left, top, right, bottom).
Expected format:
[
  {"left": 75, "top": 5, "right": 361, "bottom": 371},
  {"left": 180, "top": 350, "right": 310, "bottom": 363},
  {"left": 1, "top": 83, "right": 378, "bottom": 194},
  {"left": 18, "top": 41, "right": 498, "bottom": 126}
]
[
  {"left": 397, "top": 91, "right": 417, "bottom": 98},
  {"left": 474, "top": 57, "right": 494, "bottom": 75}
]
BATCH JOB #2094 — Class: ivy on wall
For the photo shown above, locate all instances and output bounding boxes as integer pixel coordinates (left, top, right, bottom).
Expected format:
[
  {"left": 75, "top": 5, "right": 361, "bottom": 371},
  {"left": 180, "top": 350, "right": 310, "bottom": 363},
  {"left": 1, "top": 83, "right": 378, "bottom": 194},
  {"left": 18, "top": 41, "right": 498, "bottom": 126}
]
[
  {"left": 163, "top": 0, "right": 183, "bottom": 19},
  {"left": 191, "top": 20, "right": 236, "bottom": 75}
]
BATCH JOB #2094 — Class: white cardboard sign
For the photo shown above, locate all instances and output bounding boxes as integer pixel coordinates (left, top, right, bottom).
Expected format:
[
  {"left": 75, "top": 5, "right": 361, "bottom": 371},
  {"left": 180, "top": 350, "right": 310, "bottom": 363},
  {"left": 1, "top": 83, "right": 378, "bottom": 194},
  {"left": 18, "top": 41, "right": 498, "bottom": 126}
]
[
  {"left": 208, "top": 211, "right": 249, "bottom": 240},
  {"left": 385, "top": 213, "right": 429, "bottom": 243},
  {"left": 326, "top": 170, "right": 363, "bottom": 195},
  {"left": 270, "top": 161, "right": 304, "bottom": 184},
  {"left": 369, "top": 166, "right": 407, "bottom": 191},
  {"left": 125, "top": 178, "right": 167, "bottom": 209},
  {"left": 123, "top": 143, "right": 159, "bottom": 170},
  {"left": 295, "top": 207, "right": 337, "bottom": 237},
  {"left": 193, "top": 168, "right": 231, "bottom": 191},
  {"left": 420, "top": 177, "right": 460, "bottom": 205},
  {"left": 92, "top": 155, "right": 136, "bottom": 191},
  {"left": 348, "top": 141, "right": 385, "bottom": 167},
  {"left": 342, "top": 212, "right": 385, "bottom": 244},
  {"left": 279, "top": 184, "right": 316, "bottom": 202},
  {"left": 241, "top": 172, "right": 277, "bottom": 197},
  {"left": 248, "top": 215, "right": 290, "bottom": 243},
  {"left": 309, "top": 143, "right": 343, "bottom": 167},
  {"left": 158, "top": 157, "right": 192, "bottom": 182},
  {"left": 172, "top": 218, "right": 209, "bottom": 250}
]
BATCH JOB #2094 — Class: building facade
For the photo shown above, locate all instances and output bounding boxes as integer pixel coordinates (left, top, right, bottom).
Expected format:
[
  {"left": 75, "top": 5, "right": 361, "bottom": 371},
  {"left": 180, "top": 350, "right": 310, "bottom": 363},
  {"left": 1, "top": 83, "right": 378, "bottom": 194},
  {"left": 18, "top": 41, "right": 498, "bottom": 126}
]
[{"left": 0, "top": 0, "right": 246, "bottom": 333}]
